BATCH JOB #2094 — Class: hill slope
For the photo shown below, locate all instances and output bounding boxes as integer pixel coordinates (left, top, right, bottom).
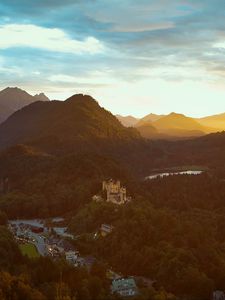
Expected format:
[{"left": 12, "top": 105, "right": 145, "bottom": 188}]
[{"left": 0, "top": 94, "right": 141, "bottom": 153}]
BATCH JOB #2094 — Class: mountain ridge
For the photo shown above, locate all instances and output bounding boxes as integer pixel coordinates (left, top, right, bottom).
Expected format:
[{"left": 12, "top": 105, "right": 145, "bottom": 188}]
[
  {"left": 0, "top": 94, "right": 142, "bottom": 155},
  {"left": 117, "top": 111, "right": 224, "bottom": 139},
  {"left": 116, "top": 114, "right": 139, "bottom": 127},
  {"left": 0, "top": 87, "right": 50, "bottom": 123}
]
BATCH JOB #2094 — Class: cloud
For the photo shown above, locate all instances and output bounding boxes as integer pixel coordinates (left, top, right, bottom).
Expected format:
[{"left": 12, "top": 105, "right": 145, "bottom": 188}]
[
  {"left": 111, "top": 22, "right": 174, "bottom": 33},
  {"left": 1, "top": 0, "right": 225, "bottom": 116},
  {"left": 0, "top": 24, "right": 104, "bottom": 54},
  {"left": 49, "top": 74, "right": 77, "bottom": 83},
  {"left": 48, "top": 70, "right": 117, "bottom": 87}
]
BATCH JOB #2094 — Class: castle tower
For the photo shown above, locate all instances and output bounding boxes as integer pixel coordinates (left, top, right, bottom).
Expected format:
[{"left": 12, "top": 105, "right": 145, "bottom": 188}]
[{"left": 102, "top": 179, "right": 126, "bottom": 204}]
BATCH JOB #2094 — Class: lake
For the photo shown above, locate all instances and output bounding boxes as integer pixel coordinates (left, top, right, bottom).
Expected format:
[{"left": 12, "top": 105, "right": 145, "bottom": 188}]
[{"left": 145, "top": 170, "right": 203, "bottom": 180}]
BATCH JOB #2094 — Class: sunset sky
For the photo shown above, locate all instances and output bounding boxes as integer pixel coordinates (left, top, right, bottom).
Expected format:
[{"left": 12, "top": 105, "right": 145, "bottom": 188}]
[{"left": 0, "top": 0, "right": 225, "bottom": 117}]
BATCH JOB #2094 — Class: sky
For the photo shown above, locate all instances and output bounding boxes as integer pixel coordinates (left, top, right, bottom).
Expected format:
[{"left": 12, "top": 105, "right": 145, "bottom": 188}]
[{"left": 0, "top": 0, "right": 225, "bottom": 118}]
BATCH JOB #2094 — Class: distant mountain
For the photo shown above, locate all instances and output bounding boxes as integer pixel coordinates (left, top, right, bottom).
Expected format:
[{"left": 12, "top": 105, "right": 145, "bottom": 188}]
[
  {"left": 116, "top": 115, "right": 139, "bottom": 127},
  {"left": 33, "top": 92, "right": 50, "bottom": 102},
  {"left": 141, "top": 113, "right": 165, "bottom": 122},
  {"left": 197, "top": 112, "right": 225, "bottom": 131},
  {"left": 116, "top": 113, "right": 164, "bottom": 127},
  {"left": 117, "top": 112, "right": 214, "bottom": 140},
  {"left": 135, "top": 120, "right": 159, "bottom": 139},
  {"left": 132, "top": 112, "right": 212, "bottom": 139},
  {"left": 151, "top": 112, "right": 212, "bottom": 138},
  {"left": 116, "top": 111, "right": 225, "bottom": 140},
  {"left": 0, "top": 87, "right": 49, "bottom": 123},
  {"left": 0, "top": 103, "right": 13, "bottom": 124}
]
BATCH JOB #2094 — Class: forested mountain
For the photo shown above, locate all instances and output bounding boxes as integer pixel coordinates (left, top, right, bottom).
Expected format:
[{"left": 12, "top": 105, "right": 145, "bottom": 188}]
[
  {"left": 0, "top": 93, "right": 225, "bottom": 184},
  {"left": 0, "top": 87, "right": 49, "bottom": 123},
  {"left": 0, "top": 94, "right": 140, "bottom": 150},
  {"left": 70, "top": 173, "right": 225, "bottom": 299},
  {"left": 156, "top": 131, "right": 225, "bottom": 170}
]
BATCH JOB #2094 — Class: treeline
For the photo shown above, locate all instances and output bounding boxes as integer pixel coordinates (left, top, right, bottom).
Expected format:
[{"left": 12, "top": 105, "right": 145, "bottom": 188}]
[{"left": 0, "top": 149, "right": 132, "bottom": 218}]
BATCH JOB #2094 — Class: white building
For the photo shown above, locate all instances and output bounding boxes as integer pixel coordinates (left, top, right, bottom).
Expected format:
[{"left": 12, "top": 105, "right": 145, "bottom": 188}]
[
  {"left": 65, "top": 250, "right": 78, "bottom": 264},
  {"left": 213, "top": 291, "right": 225, "bottom": 300},
  {"left": 100, "top": 224, "right": 114, "bottom": 236},
  {"left": 111, "top": 278, "right": 138, "bottom": 297}
]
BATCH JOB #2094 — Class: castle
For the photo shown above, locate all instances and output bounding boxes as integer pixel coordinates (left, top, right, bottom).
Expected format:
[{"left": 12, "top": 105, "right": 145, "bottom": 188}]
[{"left": 102, "top": 179, "right": 127, "bottom": 205}]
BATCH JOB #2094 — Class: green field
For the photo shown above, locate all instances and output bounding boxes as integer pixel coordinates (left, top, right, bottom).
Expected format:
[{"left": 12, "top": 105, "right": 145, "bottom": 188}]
[{"left": 19, "top": 243, "right": 40, "bottom": 258}]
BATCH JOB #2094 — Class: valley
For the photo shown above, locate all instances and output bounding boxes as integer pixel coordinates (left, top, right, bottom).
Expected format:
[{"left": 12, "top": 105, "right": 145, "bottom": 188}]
[
  {"left": 0, "top": 88, "right": 225, "bottom": 299},
  {"left": 1, "top": 1, "right": 225, "bottom": 299}
]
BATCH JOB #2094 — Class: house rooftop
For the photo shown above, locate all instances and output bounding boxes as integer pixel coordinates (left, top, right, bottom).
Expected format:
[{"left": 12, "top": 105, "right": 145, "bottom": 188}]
[{"left": 112, "top": 277, "right": 137, "bottom": 292}]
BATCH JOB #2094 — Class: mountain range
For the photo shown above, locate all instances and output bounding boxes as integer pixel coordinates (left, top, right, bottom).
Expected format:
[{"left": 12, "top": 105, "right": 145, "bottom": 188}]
[
  {"left": 0, "top": 86, "right": 224, "bottom": 176},
  {"left": 117, "top": 111, "right": 225, "bottom": 140},
  {"left": 0, "top": 88, "right": 224, "bottom": 170},
  {"left": 0, "top": 87, "right": 225, "bottom": 141},
  {"left": 0, "top": 87, "right": 49, "bottom": 123}
]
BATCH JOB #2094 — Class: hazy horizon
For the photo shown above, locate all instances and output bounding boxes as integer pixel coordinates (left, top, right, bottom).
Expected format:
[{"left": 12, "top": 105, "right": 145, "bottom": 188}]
[{"left": 2, "top": 85, "right": 225, "bottom": 119}]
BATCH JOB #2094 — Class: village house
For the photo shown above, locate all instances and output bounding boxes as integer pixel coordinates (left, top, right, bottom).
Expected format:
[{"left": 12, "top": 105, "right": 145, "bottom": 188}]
[
  {"left": 111, "top": 277, "right": 138, "bottom": 297},
  {"left": 92, "top": 195, "right": 103, "bottom": 202},
  {"left": 53, "top": 227, "right": 74, "bottom": 239},
  {"left": 213, "top": 291, "right": 225, "bottom": 300},
  {"left": 47, "top": 238, "right": 74, "bottom": 257},
  {"left": 65, "top": 250, "right": 79, "bottom": 264},
  {"left": 100, "top": 224, "right": 114, "bottom": 237},
  {"left": 31, "top": 226, "right": 44, "bottom": 234}
]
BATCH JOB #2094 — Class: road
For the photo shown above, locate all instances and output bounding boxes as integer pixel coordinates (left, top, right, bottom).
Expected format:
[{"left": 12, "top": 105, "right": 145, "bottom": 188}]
[
  {"left": 29, "top": 232, "right": 47, "bottom": 256},
  {"left": 10, "top": 219, "right": 47, "bottom": 256}
]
